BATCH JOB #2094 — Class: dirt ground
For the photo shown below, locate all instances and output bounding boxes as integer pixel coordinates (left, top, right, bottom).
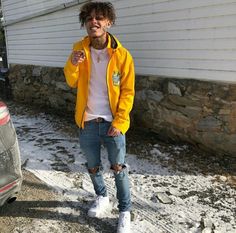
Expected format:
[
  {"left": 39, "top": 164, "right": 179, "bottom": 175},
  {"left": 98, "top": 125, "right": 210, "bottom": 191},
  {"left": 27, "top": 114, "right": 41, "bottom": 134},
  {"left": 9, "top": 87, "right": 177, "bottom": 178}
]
[
  {"left": 126, "top": 128, "right": 236, "bottom": 187},
  {"left": 0, "top": 100, "right": 235, "bottom": 233},
  {"left": 0, "top": 170, "right": 103, "bottom": 233},
  {"left": 0, "top": 134, "right": 235, "bottom": 233}
]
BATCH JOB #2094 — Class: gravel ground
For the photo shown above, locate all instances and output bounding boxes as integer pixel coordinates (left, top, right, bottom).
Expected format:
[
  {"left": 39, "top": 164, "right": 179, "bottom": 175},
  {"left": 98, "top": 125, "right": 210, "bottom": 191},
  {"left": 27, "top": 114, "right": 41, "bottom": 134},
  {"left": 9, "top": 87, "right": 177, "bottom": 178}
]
[
  {"left": 126, "top": 128, "right": 236, "bottom": 187},
  {"left": 0, "top": 169, "right": 118, "bottom": 233},
  {"left": 0, "top": 170, "right": 100, "bottom": 233},
  {"left": 0, "top": 100, "right": 235, "bottom": 233}
]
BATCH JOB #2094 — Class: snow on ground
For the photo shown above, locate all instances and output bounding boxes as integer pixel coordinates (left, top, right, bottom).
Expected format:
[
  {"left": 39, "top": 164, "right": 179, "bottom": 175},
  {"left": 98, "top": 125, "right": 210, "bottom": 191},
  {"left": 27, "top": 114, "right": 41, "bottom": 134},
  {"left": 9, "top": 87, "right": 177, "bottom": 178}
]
[{"left": 9, "top": 103, "right": 236, "bottom": 233}]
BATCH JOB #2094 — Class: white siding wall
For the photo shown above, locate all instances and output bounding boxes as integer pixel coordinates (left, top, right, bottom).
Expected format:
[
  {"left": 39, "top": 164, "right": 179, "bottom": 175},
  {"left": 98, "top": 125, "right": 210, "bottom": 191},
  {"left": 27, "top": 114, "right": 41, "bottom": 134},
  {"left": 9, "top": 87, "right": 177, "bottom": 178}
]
[
  {"left": 2, "top": 0, "right": 236, "bottom": 82},
  {"left": 2, "top": 0, "right": 86, "bottom": 67},
  {"left": 2, "top": 0, "right": 75, "bottom": 23}
]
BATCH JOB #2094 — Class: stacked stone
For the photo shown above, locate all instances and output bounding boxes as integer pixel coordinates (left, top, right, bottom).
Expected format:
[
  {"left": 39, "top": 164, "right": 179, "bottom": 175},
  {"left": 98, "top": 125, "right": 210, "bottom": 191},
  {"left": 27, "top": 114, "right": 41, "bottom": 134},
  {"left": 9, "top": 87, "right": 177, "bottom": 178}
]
[
  {"left": 134, "top": 76, "right": 236, "bottom": 156},
  {"left": 8, "top": 64, "right": 236, "bottom": 156},
  {"left": 8, "top": 64, "right": 76, "bottom": 115}
]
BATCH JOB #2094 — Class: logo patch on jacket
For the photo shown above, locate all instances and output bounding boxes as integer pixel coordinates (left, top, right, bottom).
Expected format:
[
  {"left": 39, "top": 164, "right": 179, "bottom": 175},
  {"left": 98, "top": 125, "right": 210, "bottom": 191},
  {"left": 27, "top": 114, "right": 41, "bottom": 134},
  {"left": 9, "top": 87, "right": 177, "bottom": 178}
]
[{"left": 112, "top": 71, "right": 121, "bottom": 86}]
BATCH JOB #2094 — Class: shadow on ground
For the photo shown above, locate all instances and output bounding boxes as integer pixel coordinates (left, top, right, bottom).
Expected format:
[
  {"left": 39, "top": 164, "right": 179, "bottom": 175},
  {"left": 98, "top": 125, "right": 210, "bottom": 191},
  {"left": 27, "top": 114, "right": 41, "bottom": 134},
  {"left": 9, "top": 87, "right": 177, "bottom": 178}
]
[{"left": 0, "top": 170, "right": 117, "bottom": 233}]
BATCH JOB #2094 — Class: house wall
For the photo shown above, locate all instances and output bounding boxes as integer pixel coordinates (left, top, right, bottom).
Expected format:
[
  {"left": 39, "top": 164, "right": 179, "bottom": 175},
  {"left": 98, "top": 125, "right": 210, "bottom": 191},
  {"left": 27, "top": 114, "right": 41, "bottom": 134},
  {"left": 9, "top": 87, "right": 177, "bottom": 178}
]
[
  {"left": 2, "top": 0, "right": 74, "bottom": 22},
  {"left": 2, "top": 0, "right": 236, "bottom": 155},
  {"left": 1, "top": 0, "right": 85, "bottom": 67},
  {"left": 8, "top": 64, "right": 236, "bottom": 156},
  {"left": 133, "top": 75, "right": 236, "bottom": 156},
  {"left": 2, "top": 0, "right": 236, "bottom": 82},
  {"left": 113, "top": 0, "right": 236, "bottom": 83}
]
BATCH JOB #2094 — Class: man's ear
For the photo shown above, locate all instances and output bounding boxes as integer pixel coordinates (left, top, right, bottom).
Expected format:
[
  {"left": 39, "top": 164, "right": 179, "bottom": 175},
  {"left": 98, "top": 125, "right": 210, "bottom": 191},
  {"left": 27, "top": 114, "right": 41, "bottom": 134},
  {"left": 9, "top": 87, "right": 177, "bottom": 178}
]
[{"left": 107, "top": 22, "right": 111, "bottom": 28}]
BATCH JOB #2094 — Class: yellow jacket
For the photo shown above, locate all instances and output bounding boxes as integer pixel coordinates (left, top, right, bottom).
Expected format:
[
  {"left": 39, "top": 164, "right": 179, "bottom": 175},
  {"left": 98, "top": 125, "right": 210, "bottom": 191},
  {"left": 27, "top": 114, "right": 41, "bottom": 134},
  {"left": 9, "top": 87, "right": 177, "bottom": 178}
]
[{"left": 64, "top": 33, "right": 135, "bottom": 134}]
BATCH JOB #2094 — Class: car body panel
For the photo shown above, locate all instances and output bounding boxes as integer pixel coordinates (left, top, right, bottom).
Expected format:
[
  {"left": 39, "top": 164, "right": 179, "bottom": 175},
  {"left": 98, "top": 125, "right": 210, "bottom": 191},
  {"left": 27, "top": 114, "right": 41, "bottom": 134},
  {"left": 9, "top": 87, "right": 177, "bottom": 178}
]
[{"left": 0, "top": 101, "right": 22, "bottom": 207}]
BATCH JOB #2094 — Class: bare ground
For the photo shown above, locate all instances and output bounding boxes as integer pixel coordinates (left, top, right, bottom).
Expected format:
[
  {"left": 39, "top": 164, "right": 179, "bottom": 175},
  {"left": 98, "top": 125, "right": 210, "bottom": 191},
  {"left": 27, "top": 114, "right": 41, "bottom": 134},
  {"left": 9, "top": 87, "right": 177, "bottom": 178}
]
[
  {"left": 0, "top": 100, "right": 235, "bottom": 233},
  {"left": 0, "top": 170, "right": 100, "bottom": 233}
]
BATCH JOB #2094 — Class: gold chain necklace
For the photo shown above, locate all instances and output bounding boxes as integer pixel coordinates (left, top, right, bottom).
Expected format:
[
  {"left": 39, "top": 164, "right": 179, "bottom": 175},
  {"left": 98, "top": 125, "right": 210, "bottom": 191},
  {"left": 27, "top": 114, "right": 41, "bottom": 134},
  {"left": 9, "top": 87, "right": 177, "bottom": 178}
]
[{"left": 92, "top": 48, "right": 107, "bottom": 63}]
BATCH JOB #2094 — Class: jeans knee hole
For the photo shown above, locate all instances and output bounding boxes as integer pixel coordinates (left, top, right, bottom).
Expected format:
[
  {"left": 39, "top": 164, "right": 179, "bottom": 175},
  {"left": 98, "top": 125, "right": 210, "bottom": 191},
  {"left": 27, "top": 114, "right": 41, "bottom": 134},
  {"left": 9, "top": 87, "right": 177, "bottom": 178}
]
[
  {"left": 111, "top": 164, "right": 126, "bottom": 174},
  {"left": 88, "top": 167, "right": 99, "bottom": 174}
]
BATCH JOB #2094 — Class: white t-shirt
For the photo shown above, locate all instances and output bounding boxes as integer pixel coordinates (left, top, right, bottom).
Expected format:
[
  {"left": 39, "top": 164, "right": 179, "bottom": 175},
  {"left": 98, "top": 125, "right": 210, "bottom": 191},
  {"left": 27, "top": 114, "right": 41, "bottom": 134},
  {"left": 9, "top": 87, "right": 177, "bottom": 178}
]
[{"left": 84, "top": 47, "right": 113, "bottom": 122}]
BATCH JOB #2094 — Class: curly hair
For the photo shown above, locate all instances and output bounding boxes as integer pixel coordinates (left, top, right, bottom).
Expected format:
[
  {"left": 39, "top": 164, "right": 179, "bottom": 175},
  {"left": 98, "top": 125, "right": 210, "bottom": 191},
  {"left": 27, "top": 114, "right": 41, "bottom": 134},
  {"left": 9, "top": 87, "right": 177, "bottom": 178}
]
[{"left": 79, "top": 1, "right": 116, "bottom": 27}]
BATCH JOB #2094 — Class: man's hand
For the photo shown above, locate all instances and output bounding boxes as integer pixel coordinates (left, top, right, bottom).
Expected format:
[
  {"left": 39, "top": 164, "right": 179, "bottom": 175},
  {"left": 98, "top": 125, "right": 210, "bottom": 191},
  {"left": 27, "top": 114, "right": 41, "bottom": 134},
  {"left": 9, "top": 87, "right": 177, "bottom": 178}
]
[
  {"left": 71, "top": 50, "right": 85, "bottom": 65},
  {"left": 107, "top": 126, "right": 121, "bottom": 137}
]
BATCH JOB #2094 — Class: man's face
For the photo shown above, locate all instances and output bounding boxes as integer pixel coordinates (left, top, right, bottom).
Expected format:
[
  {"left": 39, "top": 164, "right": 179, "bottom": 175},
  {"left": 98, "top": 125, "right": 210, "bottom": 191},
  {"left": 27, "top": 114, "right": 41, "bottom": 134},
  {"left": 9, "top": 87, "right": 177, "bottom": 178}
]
[{"left": 85, "top": 10, "right": 111, "bottom": 39}]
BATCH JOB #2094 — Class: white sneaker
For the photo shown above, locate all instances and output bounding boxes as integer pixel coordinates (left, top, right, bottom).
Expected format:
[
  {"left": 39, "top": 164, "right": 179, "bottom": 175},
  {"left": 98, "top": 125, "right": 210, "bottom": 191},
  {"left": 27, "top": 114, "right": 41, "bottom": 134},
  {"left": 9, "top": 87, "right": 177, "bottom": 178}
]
[
  {"left": 88, "top": 195, "right": 110, "bottom": 217},
  {"left": 117, "top": 211, "right": 131, "bottom": 233}
]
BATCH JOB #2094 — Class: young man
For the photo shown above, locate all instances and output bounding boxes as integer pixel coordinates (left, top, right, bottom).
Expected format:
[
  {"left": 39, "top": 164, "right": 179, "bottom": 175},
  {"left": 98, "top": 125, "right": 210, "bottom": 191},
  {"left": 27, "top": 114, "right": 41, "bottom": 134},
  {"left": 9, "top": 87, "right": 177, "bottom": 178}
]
[{"left": 64, "top": 2, "right": 135, "bottom": 232}]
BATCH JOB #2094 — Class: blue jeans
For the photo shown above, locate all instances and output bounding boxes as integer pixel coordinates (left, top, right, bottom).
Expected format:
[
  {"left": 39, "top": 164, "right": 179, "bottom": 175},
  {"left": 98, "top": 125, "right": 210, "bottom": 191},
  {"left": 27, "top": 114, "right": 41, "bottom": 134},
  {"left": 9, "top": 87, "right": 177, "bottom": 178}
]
[{"left": 79, "top": 120, "right": 131, "bottom": 212}]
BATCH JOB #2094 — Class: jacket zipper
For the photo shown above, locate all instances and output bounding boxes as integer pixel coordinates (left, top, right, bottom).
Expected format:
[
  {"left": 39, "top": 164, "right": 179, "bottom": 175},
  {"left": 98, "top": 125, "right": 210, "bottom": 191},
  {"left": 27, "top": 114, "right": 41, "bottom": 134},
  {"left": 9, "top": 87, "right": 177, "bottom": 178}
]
[
  {"left": 80, "top": 108, "right": 86, "bottom": 128},
  {"left": 80, "top": 47, "right": 91, "bottom": 128},
  {"left": 106, "top": 49, "right": 115, "bottom": 119}
]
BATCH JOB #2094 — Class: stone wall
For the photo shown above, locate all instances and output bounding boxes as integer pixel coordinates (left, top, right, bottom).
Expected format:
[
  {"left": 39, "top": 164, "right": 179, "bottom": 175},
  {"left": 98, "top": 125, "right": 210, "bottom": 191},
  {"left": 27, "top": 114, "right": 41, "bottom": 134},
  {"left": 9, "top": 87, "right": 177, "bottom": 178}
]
[
  {"left": 8, "top": 64, "right": 76, "bottom": 115},
  {"left": 133, "top": 75, "right": 236, "bottom": 156},
  {"left": 8, "top": 64, "right": 236, "bottom": 156}
]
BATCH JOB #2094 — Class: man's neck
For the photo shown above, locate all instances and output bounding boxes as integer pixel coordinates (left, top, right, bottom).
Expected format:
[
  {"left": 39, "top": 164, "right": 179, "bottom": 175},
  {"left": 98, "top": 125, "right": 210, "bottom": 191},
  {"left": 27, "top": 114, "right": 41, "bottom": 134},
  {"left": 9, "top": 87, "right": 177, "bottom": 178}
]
[{"left": 90, "top": 34, "right": 108, "bottom": 50}]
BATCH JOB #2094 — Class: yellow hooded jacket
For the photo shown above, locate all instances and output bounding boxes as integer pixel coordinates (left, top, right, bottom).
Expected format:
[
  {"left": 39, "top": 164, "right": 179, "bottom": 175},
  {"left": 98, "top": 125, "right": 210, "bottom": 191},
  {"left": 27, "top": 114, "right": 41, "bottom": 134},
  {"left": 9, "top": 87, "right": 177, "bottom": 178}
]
[{"left": 64, "top": 33, "right": 135, "bottom": 134}]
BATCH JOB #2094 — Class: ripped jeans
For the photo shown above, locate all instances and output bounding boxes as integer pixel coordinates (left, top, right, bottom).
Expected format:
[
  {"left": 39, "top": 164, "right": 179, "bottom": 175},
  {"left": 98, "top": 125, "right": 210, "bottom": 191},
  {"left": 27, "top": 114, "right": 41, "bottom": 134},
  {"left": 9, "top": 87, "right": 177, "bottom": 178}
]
[{"left": 79, "top": 120, "right": 131, "bottom": 212}]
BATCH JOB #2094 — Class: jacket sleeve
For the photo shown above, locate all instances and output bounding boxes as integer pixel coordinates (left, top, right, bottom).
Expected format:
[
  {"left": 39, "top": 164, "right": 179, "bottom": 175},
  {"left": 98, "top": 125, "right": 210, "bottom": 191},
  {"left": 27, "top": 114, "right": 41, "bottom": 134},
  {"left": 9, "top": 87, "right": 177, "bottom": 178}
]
[
  {"left": 64, "top": 44, "right": 80, "bottom": 88},
  {"left": 112, "top": 51, "right": 135, "bottom": 134}
]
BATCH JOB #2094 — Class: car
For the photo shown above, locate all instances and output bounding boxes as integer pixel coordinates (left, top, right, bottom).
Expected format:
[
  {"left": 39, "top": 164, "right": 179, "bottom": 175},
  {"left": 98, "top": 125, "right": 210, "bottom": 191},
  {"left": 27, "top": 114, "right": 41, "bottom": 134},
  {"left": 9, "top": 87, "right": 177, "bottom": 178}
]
[{"left": 0, "top": 101, "right": 23, "bottom": 207}]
